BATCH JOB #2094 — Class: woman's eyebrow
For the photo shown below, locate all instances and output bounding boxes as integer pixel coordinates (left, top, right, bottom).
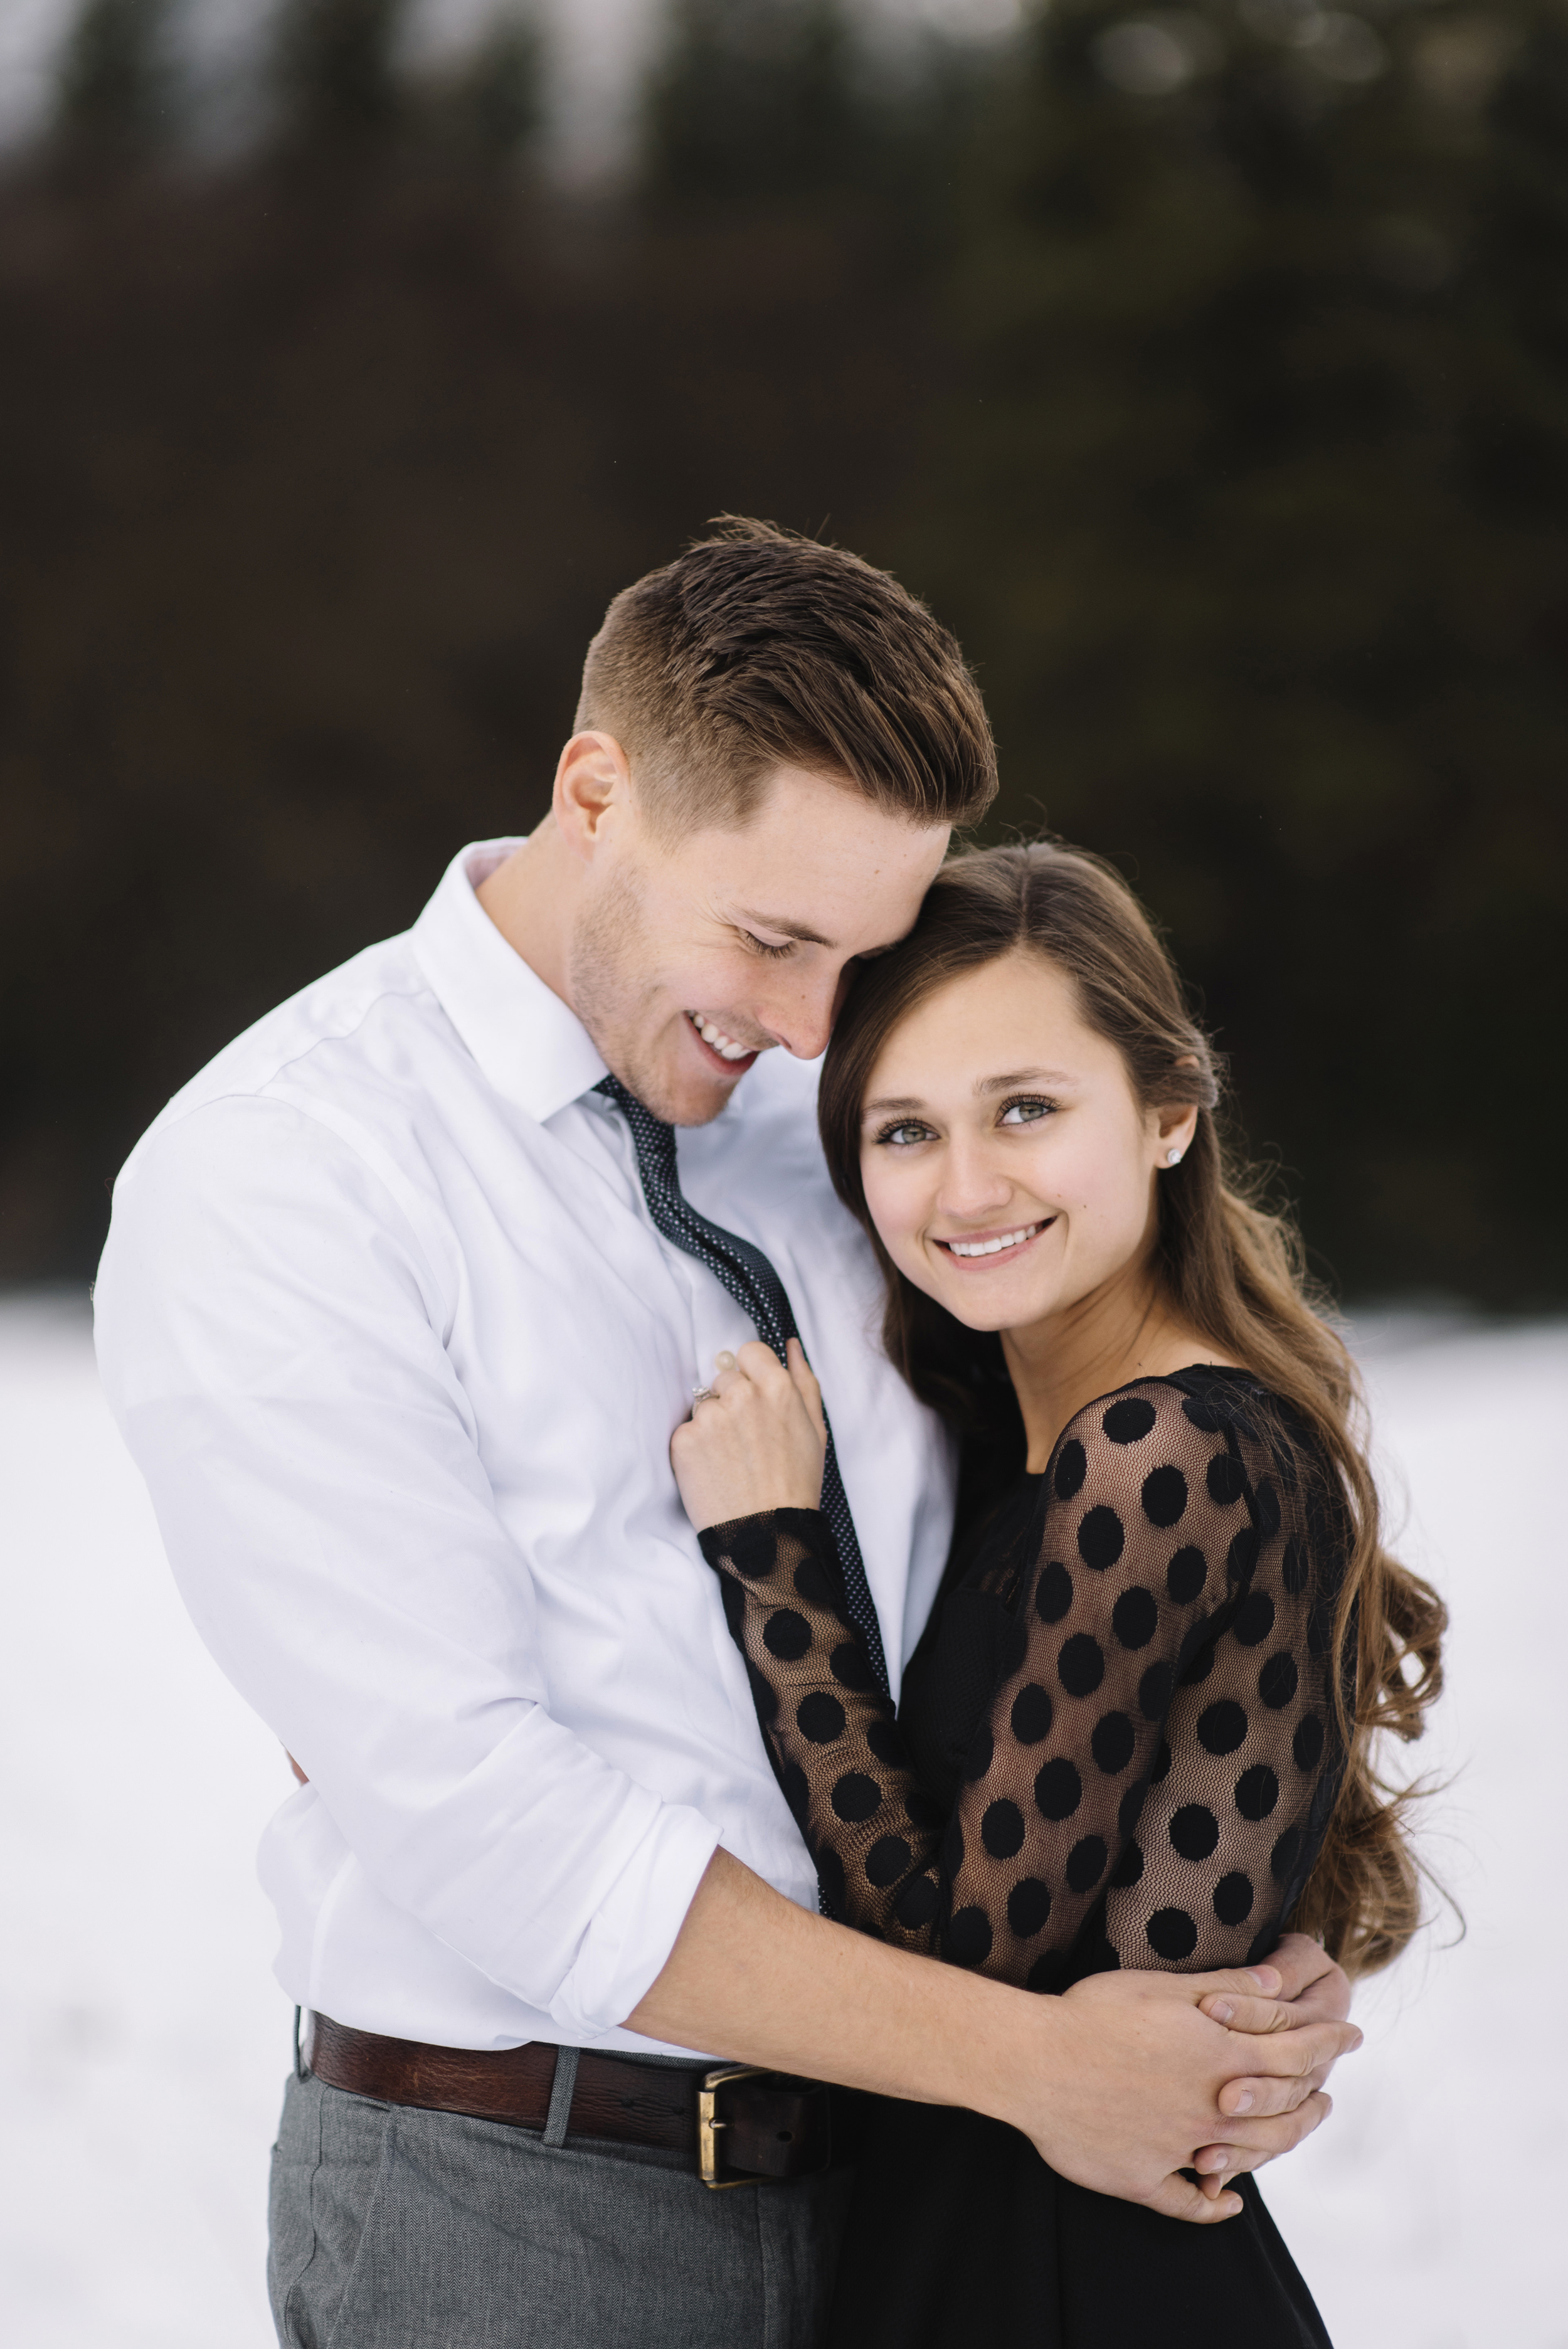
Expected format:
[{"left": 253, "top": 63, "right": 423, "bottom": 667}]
[
  {"left": 975, "top": 1068, "right": 1074, "bottom": 1095},
  {"left": 863, "top": 1069, "right": 1077, "bottom": 1118}
]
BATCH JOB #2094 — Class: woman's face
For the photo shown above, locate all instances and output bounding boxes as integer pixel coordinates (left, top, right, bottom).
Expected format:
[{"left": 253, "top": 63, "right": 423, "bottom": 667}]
[{"left": 857, "top": 950, "right": 1194, "bottom": 1336}]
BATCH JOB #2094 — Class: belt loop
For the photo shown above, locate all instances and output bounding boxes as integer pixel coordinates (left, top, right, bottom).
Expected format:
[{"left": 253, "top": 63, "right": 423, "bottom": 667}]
[
  {"left": 541, "top": 2045, "right": 580, "bottom": 2149},
  {"left": 294, "top": 2007, "right": 307, "bottom": 2081}
]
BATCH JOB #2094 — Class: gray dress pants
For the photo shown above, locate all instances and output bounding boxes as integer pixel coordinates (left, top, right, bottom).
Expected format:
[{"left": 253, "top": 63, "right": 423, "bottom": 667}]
[{"left": 267, "top": 2055, "right": 856, "bottom": 2349}]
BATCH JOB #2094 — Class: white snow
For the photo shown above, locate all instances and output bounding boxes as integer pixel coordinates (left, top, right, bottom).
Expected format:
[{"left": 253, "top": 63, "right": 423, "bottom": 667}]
[{"left": 0, "top": 1293, "right": 1562, "bottom": 2347}]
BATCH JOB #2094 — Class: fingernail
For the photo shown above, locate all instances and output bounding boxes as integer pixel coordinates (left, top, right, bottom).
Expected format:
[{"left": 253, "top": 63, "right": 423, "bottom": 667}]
[
  {"left": 1210, "top": 2152, "right": 1228, "bottom": 2171},
  {"left": 1232, "top": 2091, "right": 1253, "bottom": 2114},
  {"left": 716, "top": 1352, "right": 735, "bottom": 1369},
  {"left": 1246, "top": 1967, "right": 1279, "bottom": 1991},
  {"left": 1209, "top": 1999, "right": 1234, "bottom": 2024}
]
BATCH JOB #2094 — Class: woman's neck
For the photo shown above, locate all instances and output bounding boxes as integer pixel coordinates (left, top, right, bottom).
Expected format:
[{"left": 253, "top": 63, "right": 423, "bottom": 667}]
[{"left": 1002, "top": 1273, "right": 1234, "bottom": 1473}]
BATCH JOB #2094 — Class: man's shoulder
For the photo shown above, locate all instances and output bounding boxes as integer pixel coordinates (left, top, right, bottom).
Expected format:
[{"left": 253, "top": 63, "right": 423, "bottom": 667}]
[{"left": 124, "top": 931, "right": 438, "bottom": 1173}]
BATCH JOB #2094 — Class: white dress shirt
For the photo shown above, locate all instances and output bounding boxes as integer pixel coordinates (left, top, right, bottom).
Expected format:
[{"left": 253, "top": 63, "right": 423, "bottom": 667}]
[{"left": 94, "top": 841, "right": 955, "bottom": 2056}]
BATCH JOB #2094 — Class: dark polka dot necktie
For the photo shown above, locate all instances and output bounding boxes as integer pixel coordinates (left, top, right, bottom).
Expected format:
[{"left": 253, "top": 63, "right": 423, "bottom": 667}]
[{"left": 596, "top": 1071, "right": 890, "bottom": 1700}]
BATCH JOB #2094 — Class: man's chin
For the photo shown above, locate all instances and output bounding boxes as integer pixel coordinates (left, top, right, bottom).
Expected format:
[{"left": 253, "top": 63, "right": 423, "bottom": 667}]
[
  {"left": 648, "top": 1063, "right": 751, "bottom": 1128},
  {"left": 615, "top": 1041, "right": 756, "bottom": 1127}
]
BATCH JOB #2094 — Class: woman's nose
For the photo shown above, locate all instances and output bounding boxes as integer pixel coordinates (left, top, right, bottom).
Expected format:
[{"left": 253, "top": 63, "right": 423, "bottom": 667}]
[{"left": 936, "top": 1140, "right": 1014, "bottom": 1222}]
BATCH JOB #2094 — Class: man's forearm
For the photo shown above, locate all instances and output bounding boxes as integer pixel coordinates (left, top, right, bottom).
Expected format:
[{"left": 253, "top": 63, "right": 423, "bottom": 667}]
[
  {"left": 623, "top": 1850, "right": 1359, "bottom": 2223},
  {"left": 625, "top": 1845, "right": 1037, "bottom": 2119}
]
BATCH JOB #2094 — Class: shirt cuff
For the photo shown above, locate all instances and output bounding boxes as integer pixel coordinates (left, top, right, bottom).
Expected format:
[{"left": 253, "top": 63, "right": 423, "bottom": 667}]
[{"left": 544, "top": 1800, "right": 723, "bottom": 2042}]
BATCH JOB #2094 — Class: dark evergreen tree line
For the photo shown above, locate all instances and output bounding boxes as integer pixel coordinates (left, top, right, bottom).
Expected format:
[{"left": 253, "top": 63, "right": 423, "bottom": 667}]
[{"left": 0, "top": 0, "right": 1561, "bottom": 1303}]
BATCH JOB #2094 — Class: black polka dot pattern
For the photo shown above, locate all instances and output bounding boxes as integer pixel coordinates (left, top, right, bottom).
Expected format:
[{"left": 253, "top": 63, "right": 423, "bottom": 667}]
[
  {"left": 832, "top": 1771, "right": 882, "bottom": 1823},
  {"left": 1011, "top": 1683, "right": 1054, "bottom": 1742},
  {"left": 866, "top": 1834, "right": 911, "bottom": 1885},
  {"left": 1036, "top": 1758, "right": 1083, "bottom": 1820},
  {"left": 1091, "top": 1711, "right": 1136, "bottom": 1774},
  {"left": 1103, "top": 1397, "right": 1158, "bottom": 1444},
  {"left": 982, "top": 1800, "right": 1026, "bottom": 1858},
  {"left": 1008, "top": 1877, "right": 1052, "bottom": 1935},
  {"left": 1168, "top": 1803, "right": 1220, "bottom": 1861},
  {"left": 1059, "top": 1633, "right": 1106, "bottom": 1697},
  {"left": 1036, "top": 1562, "right": 1074, "bottom": 1623},
  {"left": 1167, "top": 1546, "right": 1207, "bottom": 1604},
  {"left": 763, "top": 1609, "right": 811, "bottom": 1662},
  {"left": 696, "top": 1369, "right": 1347, "bottom": 1986},
  {"left": 1112, "top": 1586, "right": 1158, "bottom": 1649},
  {"left": 1141, "top": 1466, "right": 1188, "bottom": 1527},
  {"left": 1054, "top": 1441, "right": 1088, "bottom": 1499},
  {"left": 797, "top": 1692, "right": 845, "bottom": 1743},
  {"left": 1078, "top": 1507, "right": 1126, "bottom": 1571}
]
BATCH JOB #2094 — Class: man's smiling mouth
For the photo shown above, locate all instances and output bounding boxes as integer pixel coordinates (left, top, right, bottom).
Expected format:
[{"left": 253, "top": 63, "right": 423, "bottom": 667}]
[
  {"left": 686, "top": 1009, "right": 759, "bottom": 1064},
  {"left": 935, "top": 1221, "right": 1051, "bottom": 1260}
]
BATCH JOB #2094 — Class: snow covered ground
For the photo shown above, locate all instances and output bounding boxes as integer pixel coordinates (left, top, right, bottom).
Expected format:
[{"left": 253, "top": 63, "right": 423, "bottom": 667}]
[{"left": 1, "top": 1292, "right": 1562, "bottom": 2348}]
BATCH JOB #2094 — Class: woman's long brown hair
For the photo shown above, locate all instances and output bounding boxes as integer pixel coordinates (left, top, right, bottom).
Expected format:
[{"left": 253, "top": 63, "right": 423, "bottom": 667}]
[{"left": 818, "top": 842, "right": 1445, "bottom": 1976}]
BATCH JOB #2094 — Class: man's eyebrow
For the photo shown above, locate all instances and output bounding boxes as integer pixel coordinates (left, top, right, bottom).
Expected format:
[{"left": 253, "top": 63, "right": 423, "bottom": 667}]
[{"left": 734, "top": 908, "right": 837, "bottom": 948}]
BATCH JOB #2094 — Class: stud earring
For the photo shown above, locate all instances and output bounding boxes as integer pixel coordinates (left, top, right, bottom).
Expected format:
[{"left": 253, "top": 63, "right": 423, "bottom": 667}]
[{"left": 1165, "top": 1147, "right": 1184, "bottom": 1167}]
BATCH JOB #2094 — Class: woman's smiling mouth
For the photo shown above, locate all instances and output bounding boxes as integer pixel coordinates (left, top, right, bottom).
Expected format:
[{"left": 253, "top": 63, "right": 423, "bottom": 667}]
[{"left": 934, "top": 1219, "right": 1052, "bottom": 1262}]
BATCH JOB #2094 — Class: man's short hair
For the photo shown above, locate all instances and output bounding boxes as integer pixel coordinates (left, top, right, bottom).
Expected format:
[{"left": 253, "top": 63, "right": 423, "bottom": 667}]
[{"left": 574, "top": 517, "right": 997, "bottom": 836}]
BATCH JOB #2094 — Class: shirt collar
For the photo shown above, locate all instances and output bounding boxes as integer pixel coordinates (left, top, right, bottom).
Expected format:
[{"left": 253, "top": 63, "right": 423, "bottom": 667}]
[{"left": 410, "top": 839, "right": 610, "bottom": 1125}]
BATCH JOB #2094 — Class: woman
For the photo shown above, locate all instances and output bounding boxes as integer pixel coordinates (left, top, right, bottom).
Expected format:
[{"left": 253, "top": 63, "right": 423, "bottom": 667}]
[{"left": 670, "top": 842, "right": 1444, "bottom": 2348}]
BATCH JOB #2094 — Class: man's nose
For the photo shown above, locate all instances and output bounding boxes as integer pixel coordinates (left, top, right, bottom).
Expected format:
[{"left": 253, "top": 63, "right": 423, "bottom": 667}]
[{"left": 758, "top": 968, "right": 841, "bottom": 1061}]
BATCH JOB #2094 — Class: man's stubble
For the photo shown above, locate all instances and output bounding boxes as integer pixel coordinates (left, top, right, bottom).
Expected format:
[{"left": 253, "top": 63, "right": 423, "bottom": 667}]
[{"left": 568, "top": 861, "right": 730, "bottom": 1127}]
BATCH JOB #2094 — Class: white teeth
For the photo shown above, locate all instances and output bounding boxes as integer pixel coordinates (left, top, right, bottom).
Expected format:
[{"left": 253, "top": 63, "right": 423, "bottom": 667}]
[
  {"left": 689, "top": 1012, "right": 752, "bottom": 1062},
  {"left": 946, "top": 1224, "right": 1042, "bottom": 1259}
]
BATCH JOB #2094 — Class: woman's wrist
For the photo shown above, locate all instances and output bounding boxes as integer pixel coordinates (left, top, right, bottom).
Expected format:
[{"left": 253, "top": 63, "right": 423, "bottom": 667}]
[{"left": 697, "top": 1503, "right": 827, "bottom": 1542}]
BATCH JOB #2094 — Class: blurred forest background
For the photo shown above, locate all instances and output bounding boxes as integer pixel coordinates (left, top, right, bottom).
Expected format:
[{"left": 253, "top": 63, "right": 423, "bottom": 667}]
[{"left": 0, "top": 0, "right": 1562, "bottom": 1303}]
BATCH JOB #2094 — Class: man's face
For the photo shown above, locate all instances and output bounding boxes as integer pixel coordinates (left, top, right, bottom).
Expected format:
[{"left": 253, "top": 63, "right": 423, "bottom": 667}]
[{"left": 568, "top": 766, "right": 950, "bottom": 1125}]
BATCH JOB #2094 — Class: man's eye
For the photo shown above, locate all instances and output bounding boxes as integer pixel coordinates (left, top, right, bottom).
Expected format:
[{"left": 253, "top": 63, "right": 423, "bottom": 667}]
[
  {"left": 741, "top": 931, "right": 794, "bottom": 960},
  {"left": 999, "top": 1098, "right": 1054, "bottom": 1127}
]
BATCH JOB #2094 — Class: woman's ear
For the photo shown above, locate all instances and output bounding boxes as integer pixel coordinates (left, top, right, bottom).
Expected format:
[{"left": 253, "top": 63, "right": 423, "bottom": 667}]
[{"left": 1153, "top": 1099, "right": 1200, "bottom": 1169}]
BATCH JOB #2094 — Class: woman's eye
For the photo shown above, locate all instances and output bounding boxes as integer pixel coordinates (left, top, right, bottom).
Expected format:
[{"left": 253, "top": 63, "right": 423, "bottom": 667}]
[
  {"left": 876, "top": 1121, "right": 933, "bottom": 1148},
  {"left": 999, "top": 1098, "right": 1054, "bottom": 1127}
]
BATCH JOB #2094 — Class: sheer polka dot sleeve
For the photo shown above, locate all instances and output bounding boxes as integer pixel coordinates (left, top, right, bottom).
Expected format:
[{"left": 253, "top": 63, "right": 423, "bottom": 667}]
[{"left": 698, "top": 1372, "right": 1346, "bottom": 1987}]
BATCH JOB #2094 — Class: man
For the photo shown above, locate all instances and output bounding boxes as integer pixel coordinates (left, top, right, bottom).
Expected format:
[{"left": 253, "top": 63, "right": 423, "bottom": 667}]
[{"left": 95, "top": 521, "right": 1356, "bottom": 2348}]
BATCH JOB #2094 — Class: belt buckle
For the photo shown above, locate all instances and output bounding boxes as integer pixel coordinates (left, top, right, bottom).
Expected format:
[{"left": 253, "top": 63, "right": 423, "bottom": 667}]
[{"left": 697, "top": 2064, "right": 770, "bottom": 2189}]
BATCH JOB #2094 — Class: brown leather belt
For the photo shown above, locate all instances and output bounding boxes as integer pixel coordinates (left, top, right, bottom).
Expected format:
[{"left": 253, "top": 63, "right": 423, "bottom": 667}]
[{"left": 304, "top": 2012, "right": 835, "bottom": 2188}]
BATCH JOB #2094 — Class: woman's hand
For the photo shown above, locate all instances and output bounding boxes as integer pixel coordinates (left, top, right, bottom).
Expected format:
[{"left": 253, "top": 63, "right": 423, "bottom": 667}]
[{"left": 670, "top": 1338, "right": 827, "bottom": 1529}]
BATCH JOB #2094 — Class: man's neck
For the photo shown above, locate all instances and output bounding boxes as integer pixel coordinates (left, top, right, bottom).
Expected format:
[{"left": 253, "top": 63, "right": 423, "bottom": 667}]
[{"left": 475, "top": 819, "right": 577, "bottom": 1008}]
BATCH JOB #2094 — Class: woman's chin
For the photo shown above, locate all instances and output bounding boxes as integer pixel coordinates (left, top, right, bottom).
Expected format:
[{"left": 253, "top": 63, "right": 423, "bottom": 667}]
[{"left": 905, "top": 1265, "right": 1052, "bottom": 1335}]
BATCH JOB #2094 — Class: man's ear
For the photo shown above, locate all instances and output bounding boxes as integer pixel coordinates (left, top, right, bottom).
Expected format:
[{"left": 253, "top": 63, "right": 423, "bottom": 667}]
[{"left": 553, "top": 731, "right": 633, "bottom": 861}]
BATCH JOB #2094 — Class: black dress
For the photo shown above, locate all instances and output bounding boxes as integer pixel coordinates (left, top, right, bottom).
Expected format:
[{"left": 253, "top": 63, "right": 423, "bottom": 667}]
[{"left": 698, "top": 1365, "right": 1347, "bottom": 2348}]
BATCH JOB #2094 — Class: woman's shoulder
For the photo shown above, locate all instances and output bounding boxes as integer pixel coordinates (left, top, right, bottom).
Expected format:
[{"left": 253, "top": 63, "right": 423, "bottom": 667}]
[{"left": 1047, "top": 1363, "right": 1322, "bottom": 1493}]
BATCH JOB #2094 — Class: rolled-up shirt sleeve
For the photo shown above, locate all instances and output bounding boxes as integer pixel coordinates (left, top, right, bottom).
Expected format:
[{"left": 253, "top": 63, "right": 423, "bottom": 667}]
[{"left": 93, "top": 1093, "right": 722, "bottom": 2036}]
